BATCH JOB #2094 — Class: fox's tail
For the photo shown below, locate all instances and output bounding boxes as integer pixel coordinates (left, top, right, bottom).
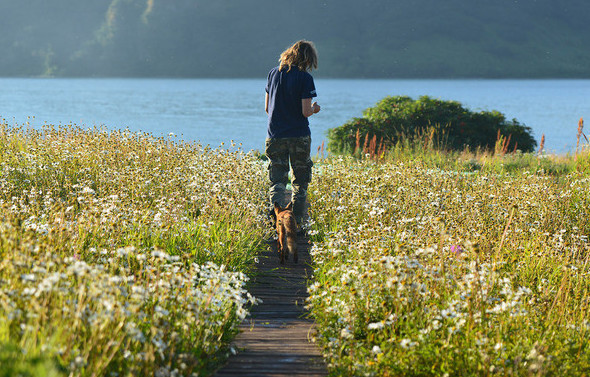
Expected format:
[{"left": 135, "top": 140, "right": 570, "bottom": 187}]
[{"left": 285, "top": 217, "right": 298, "bottom": 263}]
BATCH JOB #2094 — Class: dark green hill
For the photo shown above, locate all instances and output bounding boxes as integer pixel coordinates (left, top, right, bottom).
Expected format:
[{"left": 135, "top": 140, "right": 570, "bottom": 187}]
[{"left": 1, "top": 0, "right": 589, "bottom": 78}]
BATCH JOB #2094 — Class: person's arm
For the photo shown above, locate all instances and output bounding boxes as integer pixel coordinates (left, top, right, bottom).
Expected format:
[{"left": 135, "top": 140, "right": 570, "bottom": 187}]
[
  {"left": 302, "top": 98, "right": 321, "bottom": 117},
  {"left": 265, "top": 93, "right": 269, "bottom": 114}
]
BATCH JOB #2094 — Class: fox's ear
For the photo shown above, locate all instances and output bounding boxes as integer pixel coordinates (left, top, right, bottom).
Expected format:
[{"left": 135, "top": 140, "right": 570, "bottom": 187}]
[
  {"left": 286, "top": 202, "right": 293, "bottom": 211},
  {"left": 273, "top": 202, "right": 281, "bottom": 211}
]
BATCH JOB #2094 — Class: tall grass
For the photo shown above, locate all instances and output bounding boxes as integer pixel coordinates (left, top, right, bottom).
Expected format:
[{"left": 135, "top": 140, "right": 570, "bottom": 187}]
[
  {"left": 352, "top": 128, "right": 580, "bottom": 176},
  {"left": 306, "top": 147, "right": 590, "bottom": 376},
  {"left": 0, "top": 122, "right": 269, "bottom": 376}
]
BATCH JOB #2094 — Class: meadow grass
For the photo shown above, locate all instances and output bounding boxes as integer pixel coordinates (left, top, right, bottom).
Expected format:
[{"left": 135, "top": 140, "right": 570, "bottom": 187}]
[
  {"left": 306, "top": 148, "right": 590, "bottom": 376},
  {"left": 0, "top": 122, "right": 269, "bottom": 376},
  {"left": 4, "top": 118, "right": 590, "bottom": 376}
]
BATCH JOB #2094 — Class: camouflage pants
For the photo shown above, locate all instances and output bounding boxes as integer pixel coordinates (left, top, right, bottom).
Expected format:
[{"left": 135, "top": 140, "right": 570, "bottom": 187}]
[{"left": 265, "top": 135, "right": 313, "bottom": 221}]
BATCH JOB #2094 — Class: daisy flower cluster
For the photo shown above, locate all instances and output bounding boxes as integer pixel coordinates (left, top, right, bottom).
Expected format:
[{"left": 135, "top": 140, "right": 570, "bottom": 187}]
[
  {"left": 0, "top": 123, "right": 268, "bottom": 376},
  {"left": 3, "top": 247, "right": 255, "bottom": 376},
  {"left": 306, "top": 156, "right": 590, "bottom": 376}
]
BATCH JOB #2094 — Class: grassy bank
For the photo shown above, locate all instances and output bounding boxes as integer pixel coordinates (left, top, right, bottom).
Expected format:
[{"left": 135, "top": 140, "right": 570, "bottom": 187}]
[
  {"left": 306, "top": 147, "right": 590, "bottom": 376},
  {"left": 0, "top": 123, "right": 269, "bottom": 376}
]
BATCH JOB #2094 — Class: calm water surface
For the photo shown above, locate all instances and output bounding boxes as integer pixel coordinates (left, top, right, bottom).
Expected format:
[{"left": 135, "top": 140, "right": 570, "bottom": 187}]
[{"left": 1, "top": 78, "right": 588, "bottom": 154}]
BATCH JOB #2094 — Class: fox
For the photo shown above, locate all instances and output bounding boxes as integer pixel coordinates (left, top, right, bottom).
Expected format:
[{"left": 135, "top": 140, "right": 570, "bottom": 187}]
[{"left": 273, "top": 202, "right": 298, "bottom": 264}]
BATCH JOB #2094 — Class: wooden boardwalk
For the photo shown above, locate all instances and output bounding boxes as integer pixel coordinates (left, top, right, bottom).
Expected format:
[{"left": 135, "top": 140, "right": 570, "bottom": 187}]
[{"left": 214, "top": 206, "right": 328, "bottom": 377}]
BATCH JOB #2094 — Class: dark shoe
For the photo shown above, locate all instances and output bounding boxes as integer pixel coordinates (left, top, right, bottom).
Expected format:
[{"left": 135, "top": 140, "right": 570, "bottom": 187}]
[{"left": 296, "top": 222, "right": 306, "bottom": 237}]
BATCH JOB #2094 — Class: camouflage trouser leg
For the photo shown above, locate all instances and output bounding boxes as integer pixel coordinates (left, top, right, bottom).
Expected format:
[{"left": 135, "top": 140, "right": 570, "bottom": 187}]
[
  {"left": 265, "top": 136, "right": 313, "bottom": 222},
  {"left": 289, "top": 136, "right": 313, "bottom": 222},
  {"left": 265, "top": 138, "right": 290, "bottom": 209}
]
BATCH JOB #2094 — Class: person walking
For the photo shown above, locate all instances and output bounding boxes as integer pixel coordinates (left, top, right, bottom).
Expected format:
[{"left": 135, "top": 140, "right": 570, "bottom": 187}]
[{"left": 265, "top": 40, "right": 321, "bottom": 226}]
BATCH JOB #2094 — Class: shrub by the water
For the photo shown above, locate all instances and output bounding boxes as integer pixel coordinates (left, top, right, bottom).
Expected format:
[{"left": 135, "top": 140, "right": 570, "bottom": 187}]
[{"left": 327, "top": 95, "right": 537, "bottom": 154}]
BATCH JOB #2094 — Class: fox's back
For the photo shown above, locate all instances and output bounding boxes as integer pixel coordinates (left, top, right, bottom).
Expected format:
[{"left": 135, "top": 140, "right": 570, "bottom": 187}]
[{"left": 277, "top": 211, "right": 297, "bottom": 234}]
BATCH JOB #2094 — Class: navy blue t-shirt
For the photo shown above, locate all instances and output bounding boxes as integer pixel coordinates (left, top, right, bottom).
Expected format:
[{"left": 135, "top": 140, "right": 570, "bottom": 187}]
[{"left": 265, "top": 66, "right": 317, "bottom": 139}]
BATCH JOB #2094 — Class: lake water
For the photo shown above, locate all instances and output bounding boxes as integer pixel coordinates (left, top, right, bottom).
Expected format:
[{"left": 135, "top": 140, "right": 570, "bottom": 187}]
[{"left": 1, "top": 78, "right": 588, "bottom": 154}]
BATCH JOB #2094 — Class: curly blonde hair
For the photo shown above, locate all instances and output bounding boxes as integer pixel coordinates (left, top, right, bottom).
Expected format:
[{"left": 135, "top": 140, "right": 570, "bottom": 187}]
[{"left": 279, "top": 40, "right": 318, "bottom": 73}]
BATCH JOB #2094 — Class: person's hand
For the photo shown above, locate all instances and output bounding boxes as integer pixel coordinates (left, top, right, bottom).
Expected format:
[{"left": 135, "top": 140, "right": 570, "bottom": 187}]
[{"left": 312, "top": 102, "right": 321, "bottom": 114}]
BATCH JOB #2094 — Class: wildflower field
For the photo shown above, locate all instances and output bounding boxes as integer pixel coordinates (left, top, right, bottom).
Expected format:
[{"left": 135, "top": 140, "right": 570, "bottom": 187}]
[
  {"left": 0, "top": 123, "right": 268, "bottom": 376},
  {"left": 306, "top": 153, "right": 590, "bottom": 376},
  {"left": 3, "top": 119, "right": 590, "bottom": 377}
]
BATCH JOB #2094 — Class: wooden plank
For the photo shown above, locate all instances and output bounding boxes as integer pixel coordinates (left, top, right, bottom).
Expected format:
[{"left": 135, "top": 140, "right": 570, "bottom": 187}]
[
  {"left": 217, "top": 372, "right": 325, "bottom": 375},
  {"left": 218, "top": 367, "right": 325, "bottom": 372},
  {"left": 234, "top": 334, "right": 317, "bottom": 342}
]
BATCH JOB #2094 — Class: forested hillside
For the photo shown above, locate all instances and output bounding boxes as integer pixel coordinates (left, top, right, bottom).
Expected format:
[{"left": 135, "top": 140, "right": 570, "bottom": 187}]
[{"left": 1, "top": 0, "right": 589, "bottom": 78}]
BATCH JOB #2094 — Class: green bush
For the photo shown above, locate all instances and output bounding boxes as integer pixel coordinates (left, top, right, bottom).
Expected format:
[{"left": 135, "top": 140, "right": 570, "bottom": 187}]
[{"left": 327, "top": 95, "right": 537, "bottom": 154}]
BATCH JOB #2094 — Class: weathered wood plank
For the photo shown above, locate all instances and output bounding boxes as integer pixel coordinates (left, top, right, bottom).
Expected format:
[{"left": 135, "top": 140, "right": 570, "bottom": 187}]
[{"left": 218, "top": 371, "right": 326, "bottom": 375}]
